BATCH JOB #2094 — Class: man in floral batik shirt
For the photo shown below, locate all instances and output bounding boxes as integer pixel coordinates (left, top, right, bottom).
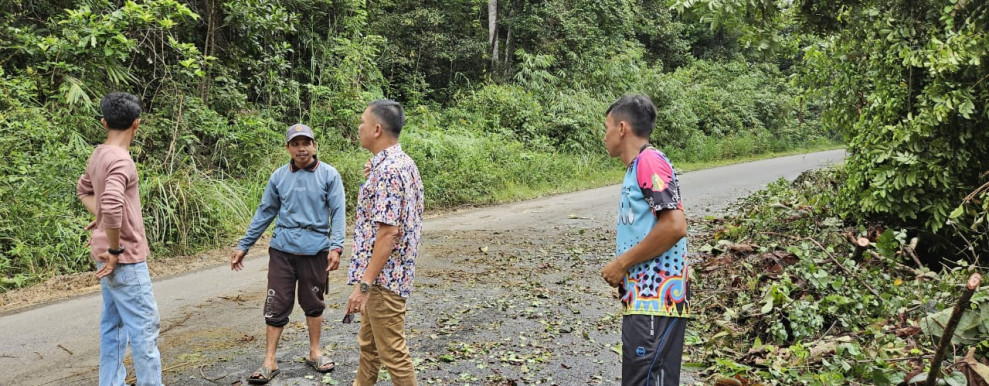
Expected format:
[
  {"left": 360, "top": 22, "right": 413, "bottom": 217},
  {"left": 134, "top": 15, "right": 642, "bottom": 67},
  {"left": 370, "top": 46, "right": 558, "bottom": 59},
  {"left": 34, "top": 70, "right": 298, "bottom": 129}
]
[{"left": 346, "top": 99, "right": 424, "bottom": 386}]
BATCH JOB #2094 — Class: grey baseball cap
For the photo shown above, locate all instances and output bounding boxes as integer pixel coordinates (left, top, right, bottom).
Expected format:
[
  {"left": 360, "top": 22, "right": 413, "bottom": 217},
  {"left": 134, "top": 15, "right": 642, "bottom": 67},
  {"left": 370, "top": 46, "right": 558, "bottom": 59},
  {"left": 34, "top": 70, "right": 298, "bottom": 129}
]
[{"left": 286, "top": 123, "right": 315, "bottom": 144}]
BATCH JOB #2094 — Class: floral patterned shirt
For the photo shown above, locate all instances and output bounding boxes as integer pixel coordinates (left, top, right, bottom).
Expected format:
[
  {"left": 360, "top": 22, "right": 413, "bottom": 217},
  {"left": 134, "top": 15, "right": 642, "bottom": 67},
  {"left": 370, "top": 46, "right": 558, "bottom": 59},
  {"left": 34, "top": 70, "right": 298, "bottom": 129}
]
[
  {"left": 616, "top": 145, "right": 690, "bottom": 317},
  {"left": 347, "top": 144, "right": 424, "bottom": 298}
]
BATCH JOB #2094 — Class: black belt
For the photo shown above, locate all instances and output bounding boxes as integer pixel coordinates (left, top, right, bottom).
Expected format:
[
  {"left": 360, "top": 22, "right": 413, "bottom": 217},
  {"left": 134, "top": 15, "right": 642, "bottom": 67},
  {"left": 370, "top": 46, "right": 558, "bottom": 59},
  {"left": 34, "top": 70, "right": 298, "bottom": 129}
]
[{"left": 281, "top": 225, "right": 326, "bottom": 233}]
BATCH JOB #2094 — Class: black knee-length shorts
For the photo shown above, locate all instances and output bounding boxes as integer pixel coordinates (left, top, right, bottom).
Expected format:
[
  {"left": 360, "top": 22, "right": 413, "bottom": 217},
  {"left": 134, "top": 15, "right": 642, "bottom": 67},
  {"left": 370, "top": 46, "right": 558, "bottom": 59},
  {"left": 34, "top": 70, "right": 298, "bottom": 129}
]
[{"left": 263, "top": 247, "right": 328, "bottom": 327}]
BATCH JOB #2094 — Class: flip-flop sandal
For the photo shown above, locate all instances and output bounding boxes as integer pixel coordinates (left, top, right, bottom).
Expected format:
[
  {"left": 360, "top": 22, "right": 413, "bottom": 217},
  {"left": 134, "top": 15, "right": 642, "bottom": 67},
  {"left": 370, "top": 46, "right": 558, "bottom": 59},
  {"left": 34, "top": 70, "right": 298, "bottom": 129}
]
[
  {"left": 305, "top": 355, "right": 336, "bottom": 373},
  {"left": 247, "top": 365, "right": 280, "bottom": 385}
]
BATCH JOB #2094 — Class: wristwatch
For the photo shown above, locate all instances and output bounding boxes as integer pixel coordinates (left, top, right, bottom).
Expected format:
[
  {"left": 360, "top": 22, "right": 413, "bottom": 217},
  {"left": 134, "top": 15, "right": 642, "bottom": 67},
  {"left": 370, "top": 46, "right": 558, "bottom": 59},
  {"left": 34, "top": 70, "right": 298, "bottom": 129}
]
[
  {"left": 359, "top": 281, "right": 371, "bottom": 293},
  {"left": 107, "top": 246, "right": 125, "bottom": 255}
]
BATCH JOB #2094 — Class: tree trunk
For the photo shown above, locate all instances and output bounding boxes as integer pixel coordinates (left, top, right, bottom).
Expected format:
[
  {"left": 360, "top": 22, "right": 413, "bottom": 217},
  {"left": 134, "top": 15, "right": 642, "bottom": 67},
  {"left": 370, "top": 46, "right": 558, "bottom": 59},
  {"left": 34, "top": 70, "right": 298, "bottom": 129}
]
[
  {"left": 489, "top": 0, "right": 498, "bottom": 67},
  {"left": 201, "top": 0, "right": 216, "bottom": 102},
  {"left": 504, "top": 25, "right": 511, "bottom": 65},
  {"left": 492, "top": 39, "right": 499, "bottom": 69},
  {"left": 797, "top": 96, "right": 804, "bottom": 125}
]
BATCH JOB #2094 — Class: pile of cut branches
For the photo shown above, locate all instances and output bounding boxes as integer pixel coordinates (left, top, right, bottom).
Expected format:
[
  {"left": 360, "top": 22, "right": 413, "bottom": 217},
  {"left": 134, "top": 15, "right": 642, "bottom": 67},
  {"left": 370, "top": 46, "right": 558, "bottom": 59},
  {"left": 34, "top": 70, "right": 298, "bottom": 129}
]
[{"left": 689, "top": 169, "right": 989, "bottom": 385}]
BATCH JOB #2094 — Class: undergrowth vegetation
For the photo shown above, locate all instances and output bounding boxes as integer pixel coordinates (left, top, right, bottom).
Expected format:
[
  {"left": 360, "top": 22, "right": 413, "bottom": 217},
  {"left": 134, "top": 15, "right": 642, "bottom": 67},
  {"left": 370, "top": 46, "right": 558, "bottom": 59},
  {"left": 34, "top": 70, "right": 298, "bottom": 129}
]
[
  {"left": 691, "top": 168, "right": 988, "bottom": 385},
  {"left": 675, "top": 0, "right": 989, "bottom": 279}
]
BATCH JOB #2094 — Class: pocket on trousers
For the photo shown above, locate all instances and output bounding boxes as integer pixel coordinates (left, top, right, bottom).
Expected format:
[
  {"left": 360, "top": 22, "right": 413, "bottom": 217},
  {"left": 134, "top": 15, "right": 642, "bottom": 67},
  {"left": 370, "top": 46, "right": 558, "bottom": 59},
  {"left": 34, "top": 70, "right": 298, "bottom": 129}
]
[
  {"left": 375, "top": 289, "right": 408, "bottom": 327},
  {"left": 105, "top": 264, "right": 136, "bottom": 288}
]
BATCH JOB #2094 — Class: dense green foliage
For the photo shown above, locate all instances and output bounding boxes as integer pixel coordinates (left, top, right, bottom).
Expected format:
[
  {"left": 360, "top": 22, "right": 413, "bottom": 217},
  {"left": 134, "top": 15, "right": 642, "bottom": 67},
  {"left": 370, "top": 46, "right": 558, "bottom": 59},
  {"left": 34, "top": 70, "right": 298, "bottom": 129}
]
[
  {"left": 674, "top": 0, "right": 989, "bottom": 260},
  {"left": 0, "top": 1, "right": 828, "bottom": 288},
  {"left": 693, "top": 168, "right": 988, "bottom": 384},
  {"left": 672, "top": 0, "right": 989, "bottom": 382}
]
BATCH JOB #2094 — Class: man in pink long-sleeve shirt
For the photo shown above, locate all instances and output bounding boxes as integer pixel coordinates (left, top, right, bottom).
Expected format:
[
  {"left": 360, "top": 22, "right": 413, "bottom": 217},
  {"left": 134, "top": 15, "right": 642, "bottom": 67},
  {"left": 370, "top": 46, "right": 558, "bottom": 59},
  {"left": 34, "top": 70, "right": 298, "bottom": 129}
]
[{"left": 77, "top": 92, "right": 163, "bottom": 386}]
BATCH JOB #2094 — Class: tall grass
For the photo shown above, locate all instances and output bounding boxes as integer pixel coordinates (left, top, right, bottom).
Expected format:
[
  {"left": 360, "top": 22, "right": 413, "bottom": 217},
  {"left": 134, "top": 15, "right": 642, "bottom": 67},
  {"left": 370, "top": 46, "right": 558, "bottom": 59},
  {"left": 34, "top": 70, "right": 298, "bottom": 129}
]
[
  {"left": 401, "top": 128, "right": 623, "bottom": 207},
  {"left": 142, "top": 170, "right": 253, "bottom": 256}
]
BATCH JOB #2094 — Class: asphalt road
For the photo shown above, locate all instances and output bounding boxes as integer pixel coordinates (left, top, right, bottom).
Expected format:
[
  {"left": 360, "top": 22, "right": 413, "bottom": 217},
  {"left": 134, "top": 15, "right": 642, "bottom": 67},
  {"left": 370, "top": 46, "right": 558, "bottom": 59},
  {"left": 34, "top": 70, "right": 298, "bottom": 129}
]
[{"left": 0, "top": 149, "right": 845, "bottom": 385}]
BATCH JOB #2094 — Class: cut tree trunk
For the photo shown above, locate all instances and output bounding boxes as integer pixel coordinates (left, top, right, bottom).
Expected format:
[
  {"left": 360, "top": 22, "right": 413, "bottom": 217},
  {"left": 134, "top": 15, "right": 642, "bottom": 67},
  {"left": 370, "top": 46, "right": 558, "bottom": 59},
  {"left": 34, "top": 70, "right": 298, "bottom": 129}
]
[
  {"left": 852, "top": 237, "right": 869, "bottom": 257},
  {"left": 926, "top": 273, "right": 983, "bottom": 386}
]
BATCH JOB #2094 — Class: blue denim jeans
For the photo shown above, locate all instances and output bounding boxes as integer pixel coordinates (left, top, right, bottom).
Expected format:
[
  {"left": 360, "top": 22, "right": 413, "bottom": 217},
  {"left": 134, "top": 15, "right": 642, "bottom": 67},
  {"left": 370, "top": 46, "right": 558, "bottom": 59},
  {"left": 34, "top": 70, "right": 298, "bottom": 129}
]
[{"left": 98, "top": 261, "right": 163, "bottom": 386}]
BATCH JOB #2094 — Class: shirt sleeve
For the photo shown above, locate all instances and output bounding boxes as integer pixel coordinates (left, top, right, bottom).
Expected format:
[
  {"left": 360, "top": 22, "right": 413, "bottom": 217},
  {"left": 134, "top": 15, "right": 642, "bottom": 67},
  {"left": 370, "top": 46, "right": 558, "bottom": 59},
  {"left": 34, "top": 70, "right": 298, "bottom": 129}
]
[
  {"left": 77, "top": 172, "right": 94, "bottom": 199},
  {"left": 635, "top": 150, "right": 682, "bottom": 214},
  {"left": 100, "top": 159, "right": 129, "bottom": 229},
  {"left": 237, "top": 173, "right": 281, "bottom": 252},
  {"left": 327, "top": 168, "right": 346, "bottom": 250},
  {"left": 371, "top": 165, "right": 404, "bottom": 227}
]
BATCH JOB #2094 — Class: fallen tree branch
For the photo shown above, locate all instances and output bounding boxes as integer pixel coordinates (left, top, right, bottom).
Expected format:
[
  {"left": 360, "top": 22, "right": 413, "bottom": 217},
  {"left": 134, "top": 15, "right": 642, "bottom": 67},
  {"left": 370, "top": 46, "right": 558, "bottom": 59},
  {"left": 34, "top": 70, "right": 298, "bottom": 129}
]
[
  {"left": 200, "top": 364, "right": 226, "bottom": 382},
  {"left": 761, "top": 231, "right": 883, "bottom": 298},
  {"left": 926, "top": 273, "right": 982, "bottom": 386},
  {"left": 803, "top": 236, "right": 882, "bottom": 299},
  {"left": 856, "top": 354, "right": 932, "bottom": 363},
  {"left": 868, "top": 251, "right": 926, "bottom": 278},
  {"left": 126, "top": 361, "right": 193, "bottom": 385},
  {"left": 811, "top": 247, "right": 882, "bottom": 299},
  {"left": 903, "top": 237, "right": 924, "bottom": 267},
  {"left": 160, "top": 312, "right": 193, "bottom": 335},
  {"left": 57, "top": 344, "right": 73, "bottom": 355}
]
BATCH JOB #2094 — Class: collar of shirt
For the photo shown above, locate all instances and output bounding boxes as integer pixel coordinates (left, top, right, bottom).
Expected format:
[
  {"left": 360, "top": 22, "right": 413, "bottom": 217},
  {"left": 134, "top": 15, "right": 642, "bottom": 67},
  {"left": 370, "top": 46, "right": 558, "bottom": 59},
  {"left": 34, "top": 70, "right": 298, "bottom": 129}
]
[
  {"left": 627, "top": 144, "right": 655, "bottom": 171},
  {"left": 289, "top": 154, "right": 320, "bottom": 172},
  {"left": 369, "top": 143, "right": 403, "bottom": 170}
]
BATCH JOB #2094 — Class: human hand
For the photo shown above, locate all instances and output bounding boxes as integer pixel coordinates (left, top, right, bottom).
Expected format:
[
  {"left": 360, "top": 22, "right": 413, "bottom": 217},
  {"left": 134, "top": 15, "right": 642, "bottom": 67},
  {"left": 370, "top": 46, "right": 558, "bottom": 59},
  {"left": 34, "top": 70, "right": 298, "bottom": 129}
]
[
  {"left": 363, "top": 160, "right": 371, "bottom": 178},
  {"left": 347, "top": 285, "right": 369, "bottom": 315},
  {"left": 326, "top": 250, "right": 341, "bottom": 272},
  {"left": 601, "top": 258, "right": 627, "bottom": 287},
  {"left": 95, "top": 252, "right": 118, "bottom": 279},
  {"left": 231, "top": 249, "right": 246, "bottom": 271}
]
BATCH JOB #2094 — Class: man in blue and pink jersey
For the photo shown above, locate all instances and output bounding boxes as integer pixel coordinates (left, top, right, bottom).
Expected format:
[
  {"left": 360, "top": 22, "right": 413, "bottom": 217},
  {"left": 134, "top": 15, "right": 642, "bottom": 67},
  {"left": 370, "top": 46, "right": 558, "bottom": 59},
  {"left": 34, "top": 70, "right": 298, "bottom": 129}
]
[{"left": 601, "top": 94, "right": 690, "bottom": 385}]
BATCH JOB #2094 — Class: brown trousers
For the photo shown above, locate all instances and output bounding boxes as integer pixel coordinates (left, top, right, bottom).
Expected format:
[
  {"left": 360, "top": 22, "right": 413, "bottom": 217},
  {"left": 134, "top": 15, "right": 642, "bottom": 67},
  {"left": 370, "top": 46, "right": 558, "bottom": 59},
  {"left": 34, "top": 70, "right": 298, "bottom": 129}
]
[{"left": 354, "top": 285, "right": 417, "bottom": 386}]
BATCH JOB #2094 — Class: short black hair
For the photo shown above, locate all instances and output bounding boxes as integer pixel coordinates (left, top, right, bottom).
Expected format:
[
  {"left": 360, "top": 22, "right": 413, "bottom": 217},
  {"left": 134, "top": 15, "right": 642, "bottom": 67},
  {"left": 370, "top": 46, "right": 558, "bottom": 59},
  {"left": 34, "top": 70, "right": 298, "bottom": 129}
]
[
  {"left": 368, "top": 99, "right": 405, "bottom": 137},
  {"left": 100, "top": 92, "right": 141, "bottom": 130},
  {"left": 605, "top": 94, "right": 656, "bottom": 138}
]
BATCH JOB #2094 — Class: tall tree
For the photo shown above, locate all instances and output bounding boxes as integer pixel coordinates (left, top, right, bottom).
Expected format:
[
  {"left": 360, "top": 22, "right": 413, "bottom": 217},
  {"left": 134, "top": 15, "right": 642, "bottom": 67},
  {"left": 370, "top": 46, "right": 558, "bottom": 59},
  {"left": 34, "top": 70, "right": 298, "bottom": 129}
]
[{"left": 489, "top": 0, "right": 498, "bottom": 66}]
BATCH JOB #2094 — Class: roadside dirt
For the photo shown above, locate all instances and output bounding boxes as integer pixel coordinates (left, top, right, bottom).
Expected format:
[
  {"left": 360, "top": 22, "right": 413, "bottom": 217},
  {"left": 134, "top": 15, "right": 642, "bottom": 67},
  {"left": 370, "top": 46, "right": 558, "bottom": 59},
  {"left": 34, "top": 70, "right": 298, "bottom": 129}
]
[{"left": 0, "top": 241, "right": 246, "bottom": 315}]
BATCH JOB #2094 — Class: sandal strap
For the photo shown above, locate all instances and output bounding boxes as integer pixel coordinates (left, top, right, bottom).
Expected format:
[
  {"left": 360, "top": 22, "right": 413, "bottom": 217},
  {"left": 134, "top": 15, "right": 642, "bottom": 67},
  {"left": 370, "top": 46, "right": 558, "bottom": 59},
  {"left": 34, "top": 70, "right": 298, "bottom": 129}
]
[
  {"left": 252, "top": 365, "right": 274, "bottom": 379},
  {"left": 317, "top": 355, "right": 334, "bottom": 367}
]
